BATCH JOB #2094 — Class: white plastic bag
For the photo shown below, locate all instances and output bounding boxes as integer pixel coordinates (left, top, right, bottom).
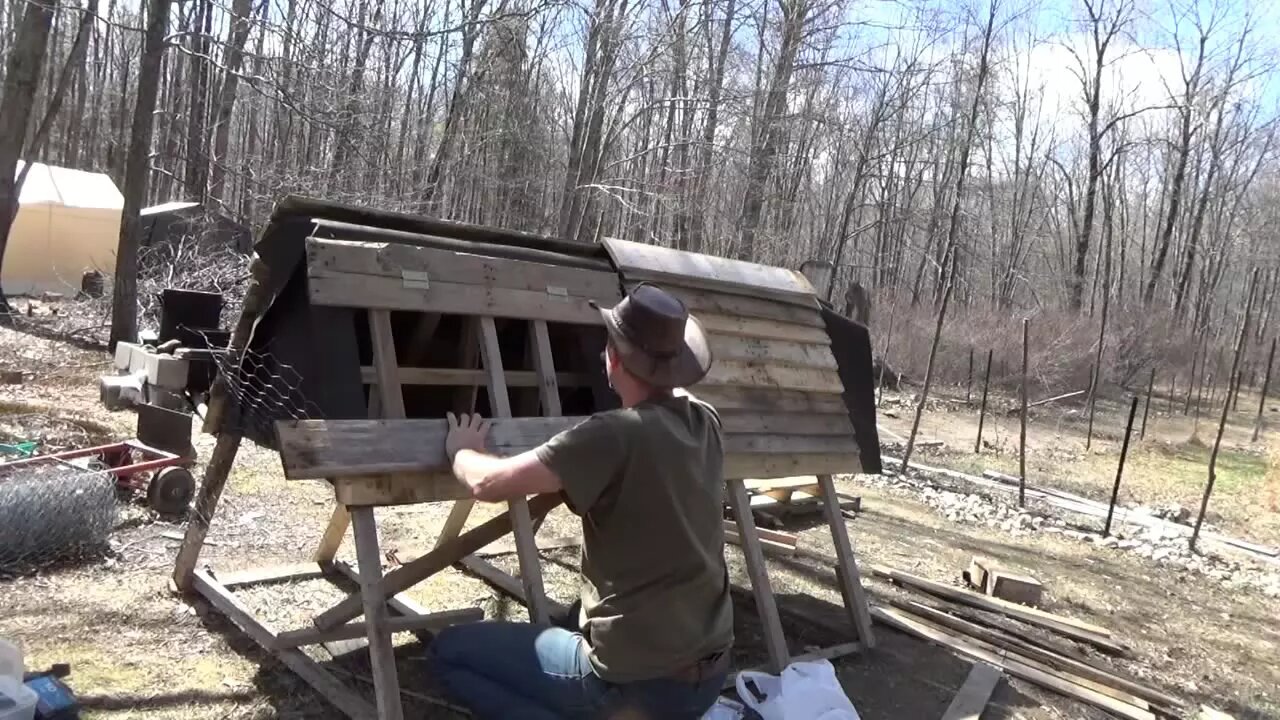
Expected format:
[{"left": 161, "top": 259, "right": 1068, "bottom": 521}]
[{"left": 735, "top": 659, "right": 860, "bottom": 720}]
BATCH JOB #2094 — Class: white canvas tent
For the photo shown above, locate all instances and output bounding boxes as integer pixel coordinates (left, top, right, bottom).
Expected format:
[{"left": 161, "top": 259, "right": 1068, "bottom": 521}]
[{"left": 4, "top": 161, "right": 123, "bottom": 296}]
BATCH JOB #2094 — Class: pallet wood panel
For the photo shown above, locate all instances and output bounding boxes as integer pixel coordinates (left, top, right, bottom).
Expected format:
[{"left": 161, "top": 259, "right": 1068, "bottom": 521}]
[
  {"left": 719, "top": 411, "right": 854, "bottom": 436},
  {"left": 635, "top": 284, "right": 826, "bottom": 327},
  {"left": 703, "top": 360, "right": 844, "bottom": 394},
  {"left": 308, "top": 271, "right": 606, "bottom": 325},
  {"left": 603, "top": 237, "right": 816, "bottom": 305},
  {"left": 723, "top": 453, "right": 860, "bottom": 480},
  {"left": 276, "top": 416, "right": 583, "bottom": 479},
  {"left": 311, "top": 238, "right": 621, "bottom": 299},
  {"left": 707, "top": 335, "right": 839, "bottom": 371},
  {"left": 694, "top": 386, "right": 848, "bottom": 414},
  {"left": 725, "top": 434, "right": 860, "bottom": 455},
  {"left": 698, "top": 313, "right": 830, "bottom": 344},
  {"left": 359, "top": 367, "right": 592, "bottom": 388},
  {"left": 332, "top": 472, "right": 472, "bottom": 506}
]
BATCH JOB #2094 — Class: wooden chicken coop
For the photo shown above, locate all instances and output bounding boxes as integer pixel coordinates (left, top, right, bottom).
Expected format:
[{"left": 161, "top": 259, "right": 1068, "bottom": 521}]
[{"left": 172, "top": 196, "right": 881, "bottom": 720}]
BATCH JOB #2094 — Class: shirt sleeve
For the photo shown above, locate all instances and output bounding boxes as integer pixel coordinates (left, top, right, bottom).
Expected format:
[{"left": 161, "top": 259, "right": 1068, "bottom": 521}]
[{"left": 534, "top": 413, "right": 628, "bottom": 516}]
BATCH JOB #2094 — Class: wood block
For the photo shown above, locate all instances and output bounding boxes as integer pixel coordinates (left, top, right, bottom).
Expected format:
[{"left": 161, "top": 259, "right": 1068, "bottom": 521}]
[
  {"left": 988, "top": 571, "right": 1043, "bottom": 607},
  {"left": 964, "top": 557, "right": 995, "bottom": 592}
]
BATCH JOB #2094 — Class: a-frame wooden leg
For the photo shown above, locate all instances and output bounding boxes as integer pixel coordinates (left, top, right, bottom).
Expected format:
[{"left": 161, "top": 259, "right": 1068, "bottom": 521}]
[
  {"left": 477, "top": 316, "right": 551, "bottom": 623},
  {"left": 317, "top": 310, "right": 412, "bottom": 564},
  {"left": 350, "top": 506, "right": 404, "bottom": 720},
  {"left": 817, "top": 473, "right": 876, "bottom": 647},
  {"left": 435, "top": 318, "right": 482, "bottom": 549},
  {"left": 528, "top": 320, "right": 562, "bottom": 539},
  {"left": 726, "top": 477, "right": 789, "bottom": 672}
]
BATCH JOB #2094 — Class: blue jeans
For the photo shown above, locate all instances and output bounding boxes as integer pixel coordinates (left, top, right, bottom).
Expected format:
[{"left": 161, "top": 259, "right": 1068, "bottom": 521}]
[{"left": 426, "top": 622, "right": 726, "bottom": 719}]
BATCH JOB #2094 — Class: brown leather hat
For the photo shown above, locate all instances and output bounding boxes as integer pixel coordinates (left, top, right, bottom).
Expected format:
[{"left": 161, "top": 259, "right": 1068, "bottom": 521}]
[{"left": 590, "top": 283, "right": 713, "bottom": 388}]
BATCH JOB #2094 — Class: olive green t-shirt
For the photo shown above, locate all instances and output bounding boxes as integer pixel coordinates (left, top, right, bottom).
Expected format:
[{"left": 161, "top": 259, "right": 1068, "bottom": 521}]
[{"left": 534, "top": 393, "right": 734, "bottom": 682}]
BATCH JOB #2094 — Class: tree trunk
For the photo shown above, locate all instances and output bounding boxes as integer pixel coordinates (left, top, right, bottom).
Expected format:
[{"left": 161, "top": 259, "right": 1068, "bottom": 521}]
[
  {"left": 207, "top": 0, "right": 253, "bottom": 202},
  {"left": 0, "top": 0, "right": 55, "bottom": 315},
  {"left": 736, "top": 0, "right": 807, "bottom": 261},
  {"left": 110, "top": 0, "right": 172, "bottom": 347}
]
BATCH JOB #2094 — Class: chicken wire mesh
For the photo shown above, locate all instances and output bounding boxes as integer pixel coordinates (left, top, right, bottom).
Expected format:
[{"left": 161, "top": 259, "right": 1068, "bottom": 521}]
[
  {"left": 0, "top": 460, "right": 117, "bottom": 572},
  {"left": 200, "top": 332, "right": 325, "bottom": 444}
]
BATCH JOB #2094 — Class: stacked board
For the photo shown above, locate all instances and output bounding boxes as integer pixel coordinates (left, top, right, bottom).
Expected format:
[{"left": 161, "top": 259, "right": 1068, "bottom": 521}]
[{"left": 601, "top": 237, "right": 863, "bottom": 480}]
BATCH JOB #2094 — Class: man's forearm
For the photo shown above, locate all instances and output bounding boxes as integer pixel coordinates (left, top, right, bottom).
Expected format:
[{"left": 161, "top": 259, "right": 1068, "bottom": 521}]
[{"left": 451, "top": 449, "right": 506, "bottom": 499}]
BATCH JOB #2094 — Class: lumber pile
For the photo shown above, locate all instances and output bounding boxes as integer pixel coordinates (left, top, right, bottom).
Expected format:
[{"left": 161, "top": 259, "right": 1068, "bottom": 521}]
[
  {"left": 867, "top": 564, "right": 1187, "bottom": 719},
  {"left": 739, "top": 477, "right": 860, "bottom": 525}
]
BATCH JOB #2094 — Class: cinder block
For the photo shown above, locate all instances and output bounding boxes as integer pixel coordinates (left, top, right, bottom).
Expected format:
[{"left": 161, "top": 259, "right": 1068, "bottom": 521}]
[
  {"left": 144, "top": 353, "right": 190, "bottom": 390},
  {"left": 113, "top": 342, "right": 141, "bottom": 371}
]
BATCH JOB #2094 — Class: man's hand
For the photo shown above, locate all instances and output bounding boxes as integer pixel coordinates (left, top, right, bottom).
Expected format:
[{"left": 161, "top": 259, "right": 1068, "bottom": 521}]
[{"left": 446, "top": 412, "right": 491, "bottom": 461}]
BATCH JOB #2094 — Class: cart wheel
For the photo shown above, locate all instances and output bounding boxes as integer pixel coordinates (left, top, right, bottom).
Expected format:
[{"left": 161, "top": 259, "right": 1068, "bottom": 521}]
[{"left": 148, "top": 467, "right": 195, "bottom": 515}]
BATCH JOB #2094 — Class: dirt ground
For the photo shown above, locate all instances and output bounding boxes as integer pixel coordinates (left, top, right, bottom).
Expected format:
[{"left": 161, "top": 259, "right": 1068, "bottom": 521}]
[{"left": 2, "top": 324, "right": 1279, "bottom": 719}]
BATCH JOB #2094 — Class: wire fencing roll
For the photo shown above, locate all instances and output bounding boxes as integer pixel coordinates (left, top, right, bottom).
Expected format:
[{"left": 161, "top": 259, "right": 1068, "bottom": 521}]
[{"left": 0, "top": 460, "right": 117, "bottom": 572}]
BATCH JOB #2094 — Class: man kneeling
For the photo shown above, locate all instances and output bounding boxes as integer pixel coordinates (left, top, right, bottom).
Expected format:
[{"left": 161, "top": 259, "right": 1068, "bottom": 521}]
[{"left": 427, "top": 284, "right": 733, "bottom": 719}]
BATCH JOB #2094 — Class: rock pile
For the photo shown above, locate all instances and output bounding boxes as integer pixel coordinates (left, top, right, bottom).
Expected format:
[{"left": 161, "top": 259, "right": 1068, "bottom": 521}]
[{"left": 860, "top": 467, "right": 1280, "bottom": 599}]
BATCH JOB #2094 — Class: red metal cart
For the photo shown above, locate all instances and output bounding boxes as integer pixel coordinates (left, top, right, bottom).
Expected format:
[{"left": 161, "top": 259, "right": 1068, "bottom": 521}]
[{"left": 0, "top": 440, "right": 196, "bottom": 514}]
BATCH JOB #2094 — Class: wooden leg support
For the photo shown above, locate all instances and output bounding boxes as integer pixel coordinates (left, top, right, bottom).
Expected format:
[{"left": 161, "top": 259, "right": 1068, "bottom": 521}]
[
  {"left": 316, "top": 505, "right": 352, "bottom": 563},
  {"left": 315, "top": 493, "right": 565, "bottom": 631},
  {"left": 350, "top": 507, "right": 404, "bottom": 720},
  {"left": 726, "top": 478, "right": 789, "bottom": 672},
  {"left": 192, "top": 569, "right": 377, "bottom": 719},
  {"left": 817, "top": 474, "right": 876, "bottom": 647},
  {"left": 174, "top": 432, "right": 242, "bottom": 592}
]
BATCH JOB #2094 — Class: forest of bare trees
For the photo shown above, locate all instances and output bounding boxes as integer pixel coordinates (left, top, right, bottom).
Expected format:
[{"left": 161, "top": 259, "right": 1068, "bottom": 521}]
[{"left": 0, "top": 0, "right": 1277, "bottom": 387}]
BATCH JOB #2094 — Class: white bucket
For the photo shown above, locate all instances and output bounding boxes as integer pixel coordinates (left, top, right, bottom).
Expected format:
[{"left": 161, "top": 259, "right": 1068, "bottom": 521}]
[{"left": 0, "top": 640, "right": 21, "bottom": 682}]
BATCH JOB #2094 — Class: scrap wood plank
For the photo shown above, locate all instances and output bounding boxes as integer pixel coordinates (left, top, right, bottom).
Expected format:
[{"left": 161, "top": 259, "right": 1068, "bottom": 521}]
[
  {"left": 309, "top": 237, "right": 622, "bottom": 299},
  {"left": 191, "top": 570, "right": 378, "bottom": 719},
  {"left": 331, "top": 472, "right": 473, "bottom": 506},
  {"left": 941, "top": 662, "right": 1002, "bottom": 720},
  {"left": 276, "top": 416, "right": 584, "bottom": 479},
  {"left": 698, "top": 313, "right": 831, "bottom": 344},
  {"left": 871, "top": 606, "right": 1155, "bottom": 720},
  {"left": 720, "top": 411, "right": 854, "bottom": 437},
  {"left": 602, "top": 237, "right": 818, "bottom": 305},
  {"left": 704, "top": 359, "right": 845, "bottom": 394},
  {"left": 724, "top": 529, "right": 796, "bottom": 558},
  {"left": 216, "top": 562, "right": 328, "bottom": 589},
  {"left": 707, "top": 335, "right": 838, "bottom": 370},
  {"left": 314, "top": 493, "right": 565, "bottom": 630},
  {"left": 695, "top": 386, "right": 848, "bottom": 414},
  {"left": 476, "top": 534, "right": 583, "bottom": 557},
  {"left": 273, "top": 608, "right": 484, "bottom": 649},
  {"left": 359, "top": 366, "right": 593, "bottom": 388},
  {"left": 455, "top": 555, "right": 570, "bottom": 615},
  {"left": 744, "top": 476, "right": 821, "bottom": 500},
  {"left": 308, "top": 271, "right": 606, "bottom": 325},
  {"left": 722, "top": 520, "right": 797, "bottom": 547},
  {"left": 868, "top": 565, "right": 1126, "bottom": 655},
  {"left": 726, "top": 434, "right": 860, "bottom": 455},
  {"left": 893, "top": 599, "right": 1183, "bottom": 711},
  {"left": 724, "top": 452, "right": 861, "bottom": 480},
  {"left": 656, "top": 285, "right": 827, "bottom": 327}
]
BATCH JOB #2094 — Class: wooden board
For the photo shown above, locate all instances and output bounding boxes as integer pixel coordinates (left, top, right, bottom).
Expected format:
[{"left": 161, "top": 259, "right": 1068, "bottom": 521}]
[
  {"left": 941, "top": 663, "right": 1002, "bottom": 720},
  {"left": 276, "top": 416, "right": 583, "bottom": 479},
  {"left": 694, "top": 386, "right": 848, "bottom": 414},
  {"left": 725, "top": 434, "right": 860, "bottom": 455},
  {"left": 313, "top": 493, "right": 564, "bottom": 631},
  {"left": 332, "top": 472, "right": 472, "bottom": 506},
  {"left": 724, "top": 453, "right": 861, "bottom": 480},
  {"left": 602, "top": 237, "right": 817, "bottom": 305},
  {"left": 726, "top": 478, "right": 789, "bottom": 672},
  {"left": 191, "top": 570, "right": 378, "bottom": 719},
  {"left": 635, "top": 284, "right": 826, "bottom": 327},
  {"left": 309, "top": 270, "right": 607, "bottom": 325},
  {"left": 359, "top": 366, "right": 592, "bottom": 388},
  {"left": 699, "top": 314, "right": 830, "bottom": 344},
  {"left": 727, "top": 412, "right": 855, "bottom": 435},
  {"left": 708, "top": 335, "right": 838, "bottom": 371},
  {"left": 273, "top": 607, "right": 484, "bottom": 649},
  {"left": 311, "top": 238, "right": 622, "bottom": 299},
  {"left": 703, "top": 360, "right": 844, "bottom": 394},
  {"left": 872, "top": 606, "right": 1154, "bottom": 720},
  {"left": 869, "top": 566, "right": 1126, "bottom": 655}
]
